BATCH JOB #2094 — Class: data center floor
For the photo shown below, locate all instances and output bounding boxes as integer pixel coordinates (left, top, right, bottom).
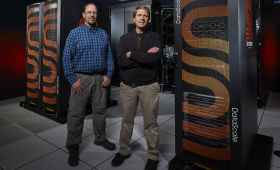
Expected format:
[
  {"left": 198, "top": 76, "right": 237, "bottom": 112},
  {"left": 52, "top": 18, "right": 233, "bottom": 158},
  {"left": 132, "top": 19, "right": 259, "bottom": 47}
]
[{"left": 0, "top": 86, "right": 279, "bottom": 170}]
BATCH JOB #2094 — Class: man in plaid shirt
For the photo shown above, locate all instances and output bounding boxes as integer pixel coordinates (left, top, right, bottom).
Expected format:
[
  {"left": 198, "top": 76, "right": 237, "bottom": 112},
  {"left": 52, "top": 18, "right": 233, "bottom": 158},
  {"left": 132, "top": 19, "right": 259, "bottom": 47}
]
[{"left": 62, "top": 3, "right": 115, "bottom": 167}]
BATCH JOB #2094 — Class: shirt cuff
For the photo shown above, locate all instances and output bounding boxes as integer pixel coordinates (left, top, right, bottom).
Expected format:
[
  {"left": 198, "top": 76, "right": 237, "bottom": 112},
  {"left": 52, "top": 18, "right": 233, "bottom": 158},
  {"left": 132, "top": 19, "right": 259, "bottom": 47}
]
[
  {"left": 68, "top": 74, "right": 78, "bottom": 85},
  {"left": 105, "top": 73, "right": 112, "bottom": 79}
]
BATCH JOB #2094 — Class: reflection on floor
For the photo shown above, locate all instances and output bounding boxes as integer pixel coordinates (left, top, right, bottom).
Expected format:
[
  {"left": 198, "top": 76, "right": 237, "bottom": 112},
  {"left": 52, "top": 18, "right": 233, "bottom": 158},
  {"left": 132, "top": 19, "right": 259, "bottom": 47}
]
[{"left": 0, "top": 86, "right": 279, "bottom": 170}]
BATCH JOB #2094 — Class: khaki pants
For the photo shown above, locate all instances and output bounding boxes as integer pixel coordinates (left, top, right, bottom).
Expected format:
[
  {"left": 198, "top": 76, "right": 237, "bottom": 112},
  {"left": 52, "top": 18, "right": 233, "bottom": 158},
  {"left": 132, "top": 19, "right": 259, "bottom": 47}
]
[
  {"left": 119, "top": 82, "right": 160, "bottom": 160},
  {"left": 66, "top": 73, "right": 107, "bottom": 147}
]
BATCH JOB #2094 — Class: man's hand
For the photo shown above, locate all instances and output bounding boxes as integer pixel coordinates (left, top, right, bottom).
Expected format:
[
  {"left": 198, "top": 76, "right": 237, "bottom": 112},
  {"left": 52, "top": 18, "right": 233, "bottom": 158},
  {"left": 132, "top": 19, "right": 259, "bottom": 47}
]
[
  {"left": 101, "top": 75, "right": 111, "bottom": 87},
  {"left": 147, "top": 47, "right": 159, "bottom": 53},
  {"left": 72, "top": 79, "right": 84, "bottom": 95},
  {"left": 126, "top": 51, "right": 131, "bottom": 58}
]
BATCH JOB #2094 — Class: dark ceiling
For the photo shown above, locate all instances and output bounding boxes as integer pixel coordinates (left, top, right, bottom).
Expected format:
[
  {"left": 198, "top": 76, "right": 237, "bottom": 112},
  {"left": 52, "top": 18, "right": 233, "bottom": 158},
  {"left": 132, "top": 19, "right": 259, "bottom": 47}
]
[
  {"left": 0, "top": 0, "right": 173, "bottom": 30},
  {"left": 86, "top": 0, "right": 174, "bottom": 6}
]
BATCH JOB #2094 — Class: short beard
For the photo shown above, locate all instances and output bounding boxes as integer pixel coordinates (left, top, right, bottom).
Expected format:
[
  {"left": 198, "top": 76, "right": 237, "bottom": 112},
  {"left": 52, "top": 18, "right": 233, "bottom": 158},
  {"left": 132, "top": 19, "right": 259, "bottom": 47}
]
[{"left": 86, "top": 20, "right": 96, "bottom": 27}]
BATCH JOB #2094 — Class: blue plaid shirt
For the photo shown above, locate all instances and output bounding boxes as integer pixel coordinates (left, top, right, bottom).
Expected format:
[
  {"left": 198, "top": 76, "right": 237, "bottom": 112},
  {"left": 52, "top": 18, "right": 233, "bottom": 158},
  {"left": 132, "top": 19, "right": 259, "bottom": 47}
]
[{"left": 62, "top": 23, "right": 114, "bottom": 85}]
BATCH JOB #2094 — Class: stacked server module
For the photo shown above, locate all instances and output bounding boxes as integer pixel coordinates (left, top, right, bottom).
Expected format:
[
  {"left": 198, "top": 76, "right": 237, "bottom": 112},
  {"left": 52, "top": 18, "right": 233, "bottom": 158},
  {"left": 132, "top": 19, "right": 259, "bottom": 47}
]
[
  {"left": 25, "top": 0, "right": 111, "bottom": 117},
  {"left": 26, "top": 3, "right": 43, "bottom": 105},
  {"left": 41, "top": 0, "right": 59, "bottom": 111},
  {"left": 171, "top": 0, "right": 257, "bottom": 169}
]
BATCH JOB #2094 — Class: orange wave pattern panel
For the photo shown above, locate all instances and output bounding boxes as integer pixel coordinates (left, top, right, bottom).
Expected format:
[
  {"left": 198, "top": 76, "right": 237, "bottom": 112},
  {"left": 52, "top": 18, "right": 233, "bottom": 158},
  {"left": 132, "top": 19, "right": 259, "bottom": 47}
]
[
  {"left": 27, "top": 6, "right": 40, "bottom": 99},
  {"left": 181, "top": 0, "right": 230, "bottom": 161},
  {"left": 43, "top": 2, "right": 58, "bottom": 105}
]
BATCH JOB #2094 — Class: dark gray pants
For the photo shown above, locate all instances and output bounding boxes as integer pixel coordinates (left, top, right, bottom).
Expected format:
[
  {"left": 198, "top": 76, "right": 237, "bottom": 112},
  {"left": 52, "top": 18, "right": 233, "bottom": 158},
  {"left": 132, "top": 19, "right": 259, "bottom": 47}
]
[{"left": 66, "top": 73, "right": 107, "bottom": 147}]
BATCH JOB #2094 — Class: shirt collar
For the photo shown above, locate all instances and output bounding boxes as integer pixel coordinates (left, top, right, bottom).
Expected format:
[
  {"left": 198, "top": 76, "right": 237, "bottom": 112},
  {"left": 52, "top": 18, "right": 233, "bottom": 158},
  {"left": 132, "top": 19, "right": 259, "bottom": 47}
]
[
  {"left": 134, "top": 28, "right": 148, "bottom": 36},
  {"left": 82, "top": 22, "right": 97, "bottom": 32}
]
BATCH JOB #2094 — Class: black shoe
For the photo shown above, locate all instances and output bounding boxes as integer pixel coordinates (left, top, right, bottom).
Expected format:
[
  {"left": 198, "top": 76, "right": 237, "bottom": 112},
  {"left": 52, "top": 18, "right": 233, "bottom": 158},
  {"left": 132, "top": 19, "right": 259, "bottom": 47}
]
[
  {"left": 66, "top": 144, "right": 79, "bottom": 166},
  {"left": 111, "top": 152, "right": 131, "bottom": 167},
  {"left": 94, "top": 139, "right": 116, "bottom": 151},
  {"left": 145, "top": 159, "right": 159, "bottom": 170}
]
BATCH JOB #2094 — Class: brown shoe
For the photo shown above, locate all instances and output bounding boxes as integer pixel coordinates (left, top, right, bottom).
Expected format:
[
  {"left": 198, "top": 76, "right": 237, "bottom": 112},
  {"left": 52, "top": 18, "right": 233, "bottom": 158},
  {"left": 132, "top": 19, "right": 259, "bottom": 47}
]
[
  {"left": 66, "top": 144, "right": 79, "bottom": 166},
  {"left": 111, "top": 152, "right": 131, "bottom": 167},
  {"left": 145, "top": 159, "right": 159, "bottom": 170}
]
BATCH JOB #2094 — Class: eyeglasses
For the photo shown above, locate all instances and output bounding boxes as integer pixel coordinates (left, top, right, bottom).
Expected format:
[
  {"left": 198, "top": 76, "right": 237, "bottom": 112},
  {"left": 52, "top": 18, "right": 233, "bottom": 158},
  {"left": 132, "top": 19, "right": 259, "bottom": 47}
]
[{"left": 86, "top": 11, "right": 98, "bottom": 15}]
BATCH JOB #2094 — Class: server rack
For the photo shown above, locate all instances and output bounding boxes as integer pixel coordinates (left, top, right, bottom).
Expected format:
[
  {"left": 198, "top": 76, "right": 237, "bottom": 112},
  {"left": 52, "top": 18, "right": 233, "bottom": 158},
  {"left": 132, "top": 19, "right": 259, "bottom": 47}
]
[
  {"left": 23, "top": 0, "right": 116, "bottom": 121},
  {"left": 26, "top": 3, "right": 43, "bottom": 106},
  {"left": 170, "top": 0, "right": 258, "bottom": 169}
]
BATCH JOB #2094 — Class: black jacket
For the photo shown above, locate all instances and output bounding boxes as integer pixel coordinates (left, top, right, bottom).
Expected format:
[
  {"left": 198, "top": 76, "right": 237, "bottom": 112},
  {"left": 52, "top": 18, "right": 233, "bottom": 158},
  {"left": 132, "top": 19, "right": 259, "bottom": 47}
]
[{"left": 117, "top": 29, "right": 162, "bottom": 86}]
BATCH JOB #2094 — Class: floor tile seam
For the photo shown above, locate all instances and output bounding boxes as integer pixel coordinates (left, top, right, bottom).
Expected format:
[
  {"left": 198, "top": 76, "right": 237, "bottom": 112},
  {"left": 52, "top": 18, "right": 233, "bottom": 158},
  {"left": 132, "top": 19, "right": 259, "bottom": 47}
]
[
  {"left": 158, "top": 117, "right": 174, "bottom": 127},
  {"left": 0, "top": 123, "right": 17, "bottom": 131},
  {"left": 94, "top": 153, "right": 116, "bottom": 168},
  {"left": 13, "top": 148, "right": 61, "bottom": 170},
  {"left": 158, "top": 130, "right": 175, "bottom": 137},
  {"left": 9, "top": 123, "right": 35, "bottom": 135},
  {"left": 258, "top": 112, "right": 264, "bottom": 127},
  {"left": 83, "top": 126, "right": 94, "bottom": 131},
  {"left": 129, "top": 134, "right": 146, "bottom": 146},
  {"left": 160, "top": 115, "right": 175, "bottom": 118},
  {"left": 105, "top": 119, "right": 123, "bottom": 128},
  {"left": 158, "top": 97, "right": 174, "bottom": 103},
  {"left": 82, "top": 130, "right": 95, "bottom": 139},
  {"left": 0, "top": 116, "right": 14, "bottom": 125},
  {"left": 34, "top": 134, "right": 64, "bottom": 150}
]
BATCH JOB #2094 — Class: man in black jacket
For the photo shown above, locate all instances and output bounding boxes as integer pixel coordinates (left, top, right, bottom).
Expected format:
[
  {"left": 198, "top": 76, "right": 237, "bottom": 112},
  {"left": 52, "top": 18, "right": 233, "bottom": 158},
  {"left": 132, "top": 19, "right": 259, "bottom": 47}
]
[{"left": 111, "top": 6, "right": 162, "bottom": 170}]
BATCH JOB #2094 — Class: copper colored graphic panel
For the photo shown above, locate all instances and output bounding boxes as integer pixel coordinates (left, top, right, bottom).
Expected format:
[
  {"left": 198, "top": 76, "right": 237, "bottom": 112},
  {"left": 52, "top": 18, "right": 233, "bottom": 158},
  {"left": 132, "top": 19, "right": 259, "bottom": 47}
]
[
  {"left": 42, "top": 0, "right": 58, "bottom": 108},
  {"left": 180, "top": 0, "right": 230, "bottom": 165},
  {"left": 26, "top": 4, "right": 40, "bottom": 103}
]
